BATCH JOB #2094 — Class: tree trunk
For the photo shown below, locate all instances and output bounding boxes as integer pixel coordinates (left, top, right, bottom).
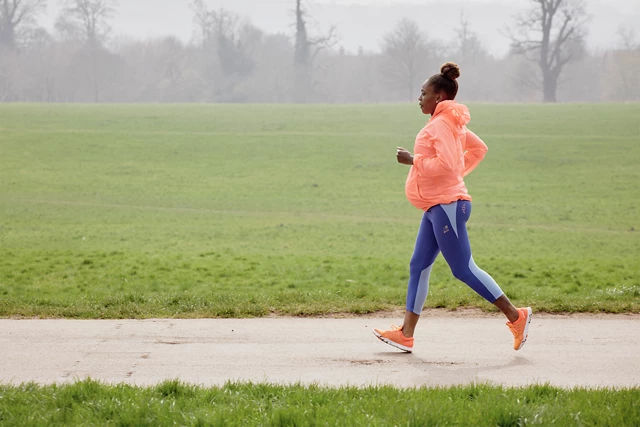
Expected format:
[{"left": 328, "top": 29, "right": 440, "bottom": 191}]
[
  {"left": 0, "top": 26, "right": 15, "bottom": 50},
  {"left": 293, "top": 0, "right": 310, "bottom": 102},
  {"left": 542, "top": 70, "right": 557, "bottom": 103}
]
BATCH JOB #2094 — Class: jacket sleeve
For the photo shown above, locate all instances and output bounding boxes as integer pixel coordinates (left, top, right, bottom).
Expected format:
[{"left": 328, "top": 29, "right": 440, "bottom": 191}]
[
  {"left": 463, "top": 129, "right": 488, "bottom": 177},
  {"left": 412, "top": 123, "right": 458, "bottom": 176}
]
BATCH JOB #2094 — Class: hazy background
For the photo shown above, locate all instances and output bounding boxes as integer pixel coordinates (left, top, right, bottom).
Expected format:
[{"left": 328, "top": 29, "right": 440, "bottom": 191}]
[
  {"left": 39, "top": 0, "right": 640, "bottom": 56},
  {"left": 1, "top": 0, "right": 639, "bottom": 102}
]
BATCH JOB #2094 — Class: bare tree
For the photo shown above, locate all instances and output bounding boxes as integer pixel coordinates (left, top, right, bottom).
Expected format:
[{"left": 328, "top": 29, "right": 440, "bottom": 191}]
[
  {"left": 617, "top": 26, "right": 638, "bottom": 51},
  {"left": 56, "top": 0, "right": 115, "bottom": 47},
  {"left": 54, "top": 0, "right": 117, "bottom": 101},
  {"left": 381, "top": 18, "right": 430, "bottom": 101},
  {"left": 191, "top": 0, "right": 245, "bottom": 52},
  {"left": 191, "top": 0, "right": 211, "bottom": 47},
  {"left": 293, "top": 0, "right": 310, "bottom": 102},
  {"left": 508, "top": 0, "right": 588, "bottom": 102},
  {"left": 455, "top": 12, "right": 488, "bottom": 64},
  {"left": 603, "top": 26, "right": 640, "bottom": 101},
  {"left": 292, "top": 0, "right": 336, "bottom": 102},
  {"left": 190, "top": 1, "right": 259, "bottom": 101},
  {"left": 214, "top": 11, "right": 254, "bottom": 78},
  {"left": 452, "top": 14, "right": 498, "bottom": 101},
  {"left": 0, "top": 0, "right": 46, "bottom": 49}
]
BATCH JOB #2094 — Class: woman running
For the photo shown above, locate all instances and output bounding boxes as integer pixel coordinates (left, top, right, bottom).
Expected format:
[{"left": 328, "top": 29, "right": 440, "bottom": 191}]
[{"left": 373, "top": 62, "right": 531, "bottom": 353}]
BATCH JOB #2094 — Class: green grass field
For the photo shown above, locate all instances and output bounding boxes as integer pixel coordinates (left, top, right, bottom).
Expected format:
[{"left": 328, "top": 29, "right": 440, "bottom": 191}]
[
  {"left": 1, "top": 103, "right": 639, "bottom": 317},
  {"left": 0, "top": 380, "right": 638, "bottom": 426}
]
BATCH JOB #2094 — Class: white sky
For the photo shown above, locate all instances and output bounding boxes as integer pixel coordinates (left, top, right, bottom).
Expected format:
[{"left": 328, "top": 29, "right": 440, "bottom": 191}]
[{"left": 41, "top": 0, "right": 640, "bottom": 56}]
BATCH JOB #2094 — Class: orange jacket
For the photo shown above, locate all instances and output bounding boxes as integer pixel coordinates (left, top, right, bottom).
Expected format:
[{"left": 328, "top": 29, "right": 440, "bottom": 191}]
[{"left": 405, "top": 100, "right": 488, "bottom": 211}]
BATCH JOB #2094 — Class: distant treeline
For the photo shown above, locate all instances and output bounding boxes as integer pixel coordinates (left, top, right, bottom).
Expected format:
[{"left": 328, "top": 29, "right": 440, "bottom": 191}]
[{"left": 0, "top": 0, "right": 638, "bottom": 103}]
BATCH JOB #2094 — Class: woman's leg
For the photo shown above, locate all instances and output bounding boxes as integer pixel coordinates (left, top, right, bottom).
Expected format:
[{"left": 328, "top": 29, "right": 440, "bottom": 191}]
[
  {"left": 494, "top": 295, "right": 519, "bottom": 323},
  {"left": 430, "top": 200, "right": 518, "bottom": 322},
  {"left": 402, "top": 211, "right": 440, "bottom": 337},
  {"left": 401, "top": 311, "right": 421, "bottom": 337}
]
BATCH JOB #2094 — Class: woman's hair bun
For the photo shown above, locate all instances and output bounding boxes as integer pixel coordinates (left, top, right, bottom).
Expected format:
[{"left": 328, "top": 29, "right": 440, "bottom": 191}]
[{"left": 440, "top": 62, "right": 460, "bottom": 80}]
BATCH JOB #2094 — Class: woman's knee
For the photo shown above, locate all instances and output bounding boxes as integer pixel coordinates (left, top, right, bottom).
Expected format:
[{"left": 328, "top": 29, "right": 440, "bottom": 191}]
[
  {"left": 409, "top": 258, "right": 428, "bottom": 276},
  {"left": 450, "top": 264, "right": 472, "bottom": 283}
]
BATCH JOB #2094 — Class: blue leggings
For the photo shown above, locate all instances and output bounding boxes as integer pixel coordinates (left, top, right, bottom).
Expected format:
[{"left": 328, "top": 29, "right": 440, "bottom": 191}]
[{"left": 406, "top": 200, "right": 504, "bottom": 314}]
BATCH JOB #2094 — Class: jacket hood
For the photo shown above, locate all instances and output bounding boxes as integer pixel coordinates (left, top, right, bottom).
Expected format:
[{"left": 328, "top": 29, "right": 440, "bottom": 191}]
[{"left": 431, "top": 100, "right": 470, "bottom": 128}]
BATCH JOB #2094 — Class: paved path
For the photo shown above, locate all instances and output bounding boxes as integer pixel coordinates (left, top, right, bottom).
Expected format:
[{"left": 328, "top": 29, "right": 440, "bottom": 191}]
[{"left": 1, "top": 314, "right": 639, "bottom": 388}]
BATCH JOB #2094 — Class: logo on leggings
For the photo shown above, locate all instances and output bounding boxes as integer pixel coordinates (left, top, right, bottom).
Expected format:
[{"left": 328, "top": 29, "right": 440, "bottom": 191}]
[{"left": 443, "top": 225, "right": 450, "bottom": 234}]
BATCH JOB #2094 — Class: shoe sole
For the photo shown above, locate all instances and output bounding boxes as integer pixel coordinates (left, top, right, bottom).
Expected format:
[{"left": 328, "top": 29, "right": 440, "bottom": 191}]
[
  {"left": 516, "top": 307, "right": 532, "bottom": 350},
  {"left": 372, "top": 329, "right": 412, "bottom": 353}
]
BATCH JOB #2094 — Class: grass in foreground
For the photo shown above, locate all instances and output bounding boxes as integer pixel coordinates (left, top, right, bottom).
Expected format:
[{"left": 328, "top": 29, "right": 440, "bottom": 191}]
[
  {"left": 0, "top": 380, "right": 638, "bottom": 426},
  {"left": 1, "top": 103, "right": 639, "bottom": 317}
]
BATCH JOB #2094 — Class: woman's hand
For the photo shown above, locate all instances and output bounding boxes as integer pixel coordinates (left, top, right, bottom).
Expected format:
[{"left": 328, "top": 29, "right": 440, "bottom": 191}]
[{"left": 396, "top": 147, "right": 414, "bottom": 165}]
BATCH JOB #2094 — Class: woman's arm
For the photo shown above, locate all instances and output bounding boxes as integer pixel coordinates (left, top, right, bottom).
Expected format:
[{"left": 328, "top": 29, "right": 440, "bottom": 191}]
[
  {"left": 409, "top": 123, "right": 458, "bottom": 175},
  {"left": 463, "top": 129, "right": 488, "bottom": 176},
  {"left": 396, "top": 145, "right": 450, "bottom": 174}
]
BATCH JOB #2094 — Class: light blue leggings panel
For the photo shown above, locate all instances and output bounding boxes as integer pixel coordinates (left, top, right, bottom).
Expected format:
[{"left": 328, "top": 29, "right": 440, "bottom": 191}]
[{"left": 405, "top": 200, "right": 504, "bottom": 314}]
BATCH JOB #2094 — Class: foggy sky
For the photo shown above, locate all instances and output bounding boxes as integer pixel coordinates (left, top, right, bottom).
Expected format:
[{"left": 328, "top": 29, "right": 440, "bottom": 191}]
[{"left": 38, "top": 0, "right": 640, "bottom": 56}]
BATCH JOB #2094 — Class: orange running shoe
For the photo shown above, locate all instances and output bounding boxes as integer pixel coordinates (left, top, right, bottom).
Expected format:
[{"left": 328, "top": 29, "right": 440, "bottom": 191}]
[
  {"left": 506, "top": 307, "right": 532, "bottom": 350},
  {"left": 373, "top": 325, "right": 414, "bottom": 352}
]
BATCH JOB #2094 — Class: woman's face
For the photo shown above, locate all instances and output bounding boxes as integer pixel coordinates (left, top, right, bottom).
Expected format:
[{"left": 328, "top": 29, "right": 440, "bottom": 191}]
[{"left": 418, "top": 82, "right": 444, "bottom": 116}]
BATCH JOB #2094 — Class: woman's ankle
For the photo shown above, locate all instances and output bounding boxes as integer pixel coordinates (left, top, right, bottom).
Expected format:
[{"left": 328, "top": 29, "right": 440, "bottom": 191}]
[
  {"left": 493, "top": 295, "right": 519, "bottom": 322},
  {"left": 401, "top": 325, "right": 415, "bottom": 338}
]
